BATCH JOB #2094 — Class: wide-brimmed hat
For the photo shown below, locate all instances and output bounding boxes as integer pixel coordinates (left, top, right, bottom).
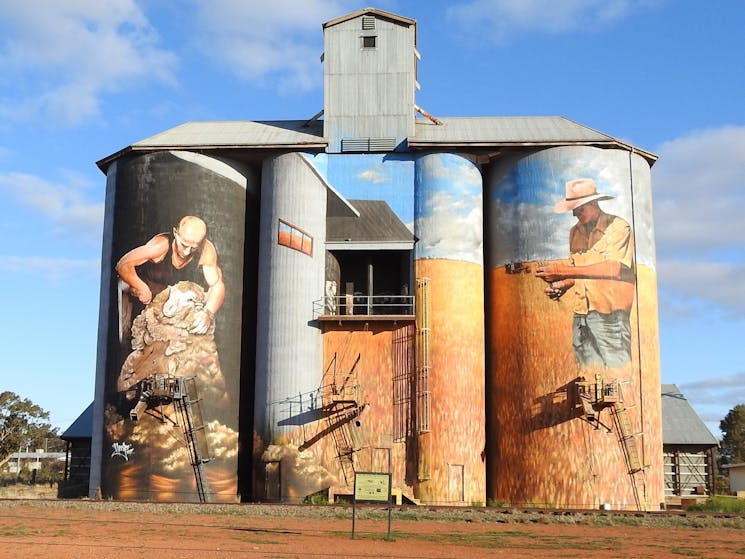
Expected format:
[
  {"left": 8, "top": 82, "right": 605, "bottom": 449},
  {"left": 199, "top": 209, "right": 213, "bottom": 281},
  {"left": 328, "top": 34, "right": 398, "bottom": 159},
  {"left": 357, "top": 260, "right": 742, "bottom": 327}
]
[{"left": 553, "top": 178, "right": 613, "bottom": 213}]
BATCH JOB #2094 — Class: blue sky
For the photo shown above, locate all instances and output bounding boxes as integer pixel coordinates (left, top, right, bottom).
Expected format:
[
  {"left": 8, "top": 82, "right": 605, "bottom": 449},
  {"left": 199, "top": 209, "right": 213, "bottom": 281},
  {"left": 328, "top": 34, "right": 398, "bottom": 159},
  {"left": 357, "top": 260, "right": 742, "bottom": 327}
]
[{"left": 1, "top": 0, "right": 744, "bottom": 437}]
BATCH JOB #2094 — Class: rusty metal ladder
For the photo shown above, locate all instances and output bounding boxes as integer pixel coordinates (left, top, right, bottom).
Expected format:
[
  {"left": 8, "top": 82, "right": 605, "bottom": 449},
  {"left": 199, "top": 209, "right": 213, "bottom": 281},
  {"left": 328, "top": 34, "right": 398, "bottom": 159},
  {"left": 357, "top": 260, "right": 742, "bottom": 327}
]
[{"left": 610, "top": 383, "right": 646, "bottom": 510}]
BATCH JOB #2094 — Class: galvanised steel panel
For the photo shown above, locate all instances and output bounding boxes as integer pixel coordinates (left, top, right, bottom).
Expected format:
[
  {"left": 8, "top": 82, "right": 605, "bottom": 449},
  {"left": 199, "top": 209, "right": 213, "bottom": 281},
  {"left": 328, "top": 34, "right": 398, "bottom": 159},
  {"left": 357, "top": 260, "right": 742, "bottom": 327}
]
[
  {"left": 661, "top": 384, "right": 719, "bottom": 446},
  {"left": 254, "top": 153, "right": 327, "bottom": 473},
  {"left": 324, "top": 13, "right": 416, "bottom": 152},
  {"left": 132, "top": 120, "right": 326, "bottom": 148}
]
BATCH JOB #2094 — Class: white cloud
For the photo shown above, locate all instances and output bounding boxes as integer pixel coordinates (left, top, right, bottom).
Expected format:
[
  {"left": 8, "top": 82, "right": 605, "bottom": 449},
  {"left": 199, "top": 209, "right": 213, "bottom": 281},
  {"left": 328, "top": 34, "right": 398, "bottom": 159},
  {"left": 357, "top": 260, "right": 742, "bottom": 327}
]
[
  {"left": 192, "top": 0, "right": 354, "bottom": 93},
  {"left": 653, "top": 126, "right": 745, "bottom": 317},
  {"left": 357, "top": 169, "right": 389, "bottom": 184},
  {"left": 0, "top": 0, "right": 178, "bottom": 124},
  {"left": 658, "top": 259, "right": 745, "bottom": 315},
  {"left": 446, "top": 0, "right": 645, "bottom": 43},
  {"left": 0, "top": 255, "right": 100, "bottom": 280},
  {"left": 0, "top": 171, "right": 104, "bottom": 239},
  {"left": 415, "top": 154, "right": 483, "bottom": 264},
  {"left": 653, "top": 126, "right": 745, "bottom": 254},
  {"left": 415, "top": 203, "right": 483, "bottom": 265},
  {"left": 680, "top": 371, "right": 745, "bottom": 436}
]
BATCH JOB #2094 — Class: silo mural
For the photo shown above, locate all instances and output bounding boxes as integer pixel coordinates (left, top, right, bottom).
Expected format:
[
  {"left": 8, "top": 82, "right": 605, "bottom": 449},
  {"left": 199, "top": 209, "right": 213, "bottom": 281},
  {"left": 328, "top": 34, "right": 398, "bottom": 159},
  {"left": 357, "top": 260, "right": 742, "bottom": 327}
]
[
  {"left": 254, "top": 152, "right": 330, "bottom": 501},
  {"left": 485, "top": 145, "right": 663, "bottom": 510},
  {"left": 414, "top": 152, "right": 486, "bottom": 504},
  {"left": 84, "top": 6, "right": 672, "bottom": 510},
  {"left": 98, "top": 151, "right": 256, "bottom": 502},
  {"left": 257, "top": 152, "right": 419, "bottom": 502}
]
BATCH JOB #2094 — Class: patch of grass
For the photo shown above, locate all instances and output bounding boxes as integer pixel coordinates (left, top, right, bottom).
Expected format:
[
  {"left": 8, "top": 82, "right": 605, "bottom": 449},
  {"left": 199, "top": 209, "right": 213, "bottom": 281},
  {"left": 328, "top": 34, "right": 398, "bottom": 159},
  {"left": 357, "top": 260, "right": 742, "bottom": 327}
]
[
  {"left": 524, "top": 535, "right": 622, "bottom": 551},
  {"left": 669, "top": 548, "right": 704, "bottom": 557},
  {"left": 303, "top": 490, "right": 329, "bottom": 505},
  {"left": 386, "top": 530, "right": 509, "bottom": 548},
  {"left": 687, "top": 496, "right": 745, "bottom": 514},
  {"left": 349, "top": 529, "right": 622, "bottom": 551},
  {"left": 487, "top": 498, "right": 510, "bottom": 507},
  {"left": 0, "top": 524, "right": 33, "bottom": 537},
  {"left": 0, "top": 522, "right": 67, "bottom": 538}
]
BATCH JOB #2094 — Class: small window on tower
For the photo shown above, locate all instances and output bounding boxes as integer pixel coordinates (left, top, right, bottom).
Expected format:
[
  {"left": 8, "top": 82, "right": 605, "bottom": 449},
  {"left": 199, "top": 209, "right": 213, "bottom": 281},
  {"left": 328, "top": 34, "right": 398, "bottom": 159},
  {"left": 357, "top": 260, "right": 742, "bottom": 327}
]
[{"left": 362, "top": 35, "right": 376, "bottom": 49}]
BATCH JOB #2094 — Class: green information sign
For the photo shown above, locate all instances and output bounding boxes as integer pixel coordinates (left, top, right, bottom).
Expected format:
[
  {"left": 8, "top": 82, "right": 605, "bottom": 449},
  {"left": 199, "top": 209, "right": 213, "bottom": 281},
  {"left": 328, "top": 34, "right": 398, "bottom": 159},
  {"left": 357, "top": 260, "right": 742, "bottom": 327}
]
[{"left": 354, "top": 472, "right": 390, "bottom": 502}]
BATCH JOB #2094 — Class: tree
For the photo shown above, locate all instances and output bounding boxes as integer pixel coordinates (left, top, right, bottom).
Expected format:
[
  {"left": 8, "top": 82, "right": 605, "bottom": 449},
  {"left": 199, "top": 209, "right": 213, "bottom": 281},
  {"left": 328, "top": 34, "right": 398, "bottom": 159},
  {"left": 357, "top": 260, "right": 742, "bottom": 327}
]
[
  {"left": 719, "top": 404, "right": 745, "bottom": 465},
  {"left": 0, "top": 391, "right": 60, "bottom": 464}
]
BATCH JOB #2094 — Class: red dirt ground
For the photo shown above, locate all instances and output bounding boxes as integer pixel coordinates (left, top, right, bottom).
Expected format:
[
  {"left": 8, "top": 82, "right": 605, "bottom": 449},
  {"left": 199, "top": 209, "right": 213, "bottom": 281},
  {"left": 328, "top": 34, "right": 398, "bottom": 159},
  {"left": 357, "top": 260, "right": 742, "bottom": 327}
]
[{"left": 2, "top": 501, "right": 745, "bottom": 559}]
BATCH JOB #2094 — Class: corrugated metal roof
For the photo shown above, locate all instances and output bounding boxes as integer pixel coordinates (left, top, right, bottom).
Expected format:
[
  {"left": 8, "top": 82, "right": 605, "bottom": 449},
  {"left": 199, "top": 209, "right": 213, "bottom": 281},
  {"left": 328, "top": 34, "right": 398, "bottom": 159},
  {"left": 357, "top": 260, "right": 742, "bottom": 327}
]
[
  {"left": 97, "top": 120, "right": 327, "bottom": 171},
  {"left": 323, "top": 7, "right": 416, "bottom": 29},
  {"left": 662, "top": 384, "right": 718, "bottom": 446},
  {"left": 327, "top": 199, "right": 414, "bottom": 246},
  {"left": 134, "top": 120, "right": 326, "bottom": 148},
  {"left": 98, "top": 115, "right": 657, "bottom": 172},
  {"left": 61, "top": 402, "right": 93, "bottom": 440},
  {"left": 409, "top": 116, "right": 657, "bottom": 162}
]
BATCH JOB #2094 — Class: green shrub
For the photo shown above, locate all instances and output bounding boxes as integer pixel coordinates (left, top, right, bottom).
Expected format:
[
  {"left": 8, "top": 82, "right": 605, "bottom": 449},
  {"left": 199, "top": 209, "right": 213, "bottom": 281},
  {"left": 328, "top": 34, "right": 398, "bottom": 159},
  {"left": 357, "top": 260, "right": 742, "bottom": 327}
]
[
  {"left": 687, "top": 495, "right": 745, "bottom": 513},
  {"left": 303, "top": 490, "right": 329, "bottom": 505}
]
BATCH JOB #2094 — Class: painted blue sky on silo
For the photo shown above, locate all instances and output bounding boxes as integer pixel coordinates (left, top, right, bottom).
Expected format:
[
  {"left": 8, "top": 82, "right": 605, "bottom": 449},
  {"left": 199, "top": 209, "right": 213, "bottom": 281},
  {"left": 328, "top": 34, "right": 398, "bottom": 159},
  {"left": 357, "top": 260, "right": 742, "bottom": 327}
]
[
  {"left": 415, "top": 153, "right": 483, "bottom": 264},
  {"left": 310, "top": 153, "right": 415, "bottom": 228}
]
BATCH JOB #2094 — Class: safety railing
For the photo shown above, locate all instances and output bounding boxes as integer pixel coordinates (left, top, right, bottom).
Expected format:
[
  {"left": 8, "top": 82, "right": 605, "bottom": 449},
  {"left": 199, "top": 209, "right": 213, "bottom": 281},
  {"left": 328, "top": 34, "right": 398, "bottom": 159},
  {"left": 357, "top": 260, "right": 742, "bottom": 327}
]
[{"left": 313, "top": 294, "right": 415, "bottom": 318}]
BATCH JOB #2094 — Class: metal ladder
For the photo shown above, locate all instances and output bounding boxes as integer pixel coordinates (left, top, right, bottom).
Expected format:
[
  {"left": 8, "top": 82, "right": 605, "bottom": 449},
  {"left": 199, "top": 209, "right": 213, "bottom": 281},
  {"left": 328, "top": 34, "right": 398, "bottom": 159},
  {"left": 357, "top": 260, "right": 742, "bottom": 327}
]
[
  {"left": 609, "top": 384, "right": 646, "bottom": 510},
  {"left": 130, "top": 375, "right": 212, "bottom": 502}
]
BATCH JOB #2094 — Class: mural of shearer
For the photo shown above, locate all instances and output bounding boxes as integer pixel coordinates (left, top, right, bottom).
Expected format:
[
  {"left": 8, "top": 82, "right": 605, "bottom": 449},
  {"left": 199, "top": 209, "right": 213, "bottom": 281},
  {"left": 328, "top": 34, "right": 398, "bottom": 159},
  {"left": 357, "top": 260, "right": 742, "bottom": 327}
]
[
  {"left": 105, "top": 216, "right": 236, "bottom": 502},
  {"left": 99, "top": 151, "right": 254, "bottom": 503}
]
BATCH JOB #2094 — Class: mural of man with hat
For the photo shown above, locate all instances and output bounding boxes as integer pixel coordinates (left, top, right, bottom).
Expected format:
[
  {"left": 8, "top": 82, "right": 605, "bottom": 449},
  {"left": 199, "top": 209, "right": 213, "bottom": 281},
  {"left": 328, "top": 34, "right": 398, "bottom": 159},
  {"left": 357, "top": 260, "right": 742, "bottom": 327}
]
[{"left": 536, "top": 178, "right": 636, "bottom": 369}]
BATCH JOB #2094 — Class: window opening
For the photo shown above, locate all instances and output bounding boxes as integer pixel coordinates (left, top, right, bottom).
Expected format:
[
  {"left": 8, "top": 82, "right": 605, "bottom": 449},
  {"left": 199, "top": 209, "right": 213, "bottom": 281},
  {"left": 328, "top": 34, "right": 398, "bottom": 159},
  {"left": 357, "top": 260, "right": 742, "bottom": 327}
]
[{"left": 278, "top": 219, "right": 313, "bottom": 256}]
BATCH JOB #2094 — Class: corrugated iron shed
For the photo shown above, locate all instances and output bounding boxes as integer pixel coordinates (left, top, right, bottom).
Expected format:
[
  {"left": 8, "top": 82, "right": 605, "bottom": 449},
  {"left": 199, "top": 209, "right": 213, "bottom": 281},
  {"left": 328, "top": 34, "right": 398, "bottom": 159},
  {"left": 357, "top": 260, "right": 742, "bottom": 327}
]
[
  {"left": 61, "top": 402, "right": 93, "bottom": 441},
  {"left": 661, "top": 384, "right": 718, "bottom": 446}
]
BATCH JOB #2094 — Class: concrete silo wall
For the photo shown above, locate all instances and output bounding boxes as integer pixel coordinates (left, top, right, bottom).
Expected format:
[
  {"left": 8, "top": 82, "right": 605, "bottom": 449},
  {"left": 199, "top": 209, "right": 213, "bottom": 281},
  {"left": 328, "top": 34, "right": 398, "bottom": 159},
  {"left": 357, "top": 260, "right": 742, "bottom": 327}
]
[
  {"left": 93, "top": 150, "right": 256, "bottom": 503},
  {"left": 254, "top": 152, "right": 329, "bottom": 501},
  {"left": 485, "top": 146, "right": 663, "bottom": 510},
  {"left": 413, "top": 153, "right": 486, "bottom": 504}
]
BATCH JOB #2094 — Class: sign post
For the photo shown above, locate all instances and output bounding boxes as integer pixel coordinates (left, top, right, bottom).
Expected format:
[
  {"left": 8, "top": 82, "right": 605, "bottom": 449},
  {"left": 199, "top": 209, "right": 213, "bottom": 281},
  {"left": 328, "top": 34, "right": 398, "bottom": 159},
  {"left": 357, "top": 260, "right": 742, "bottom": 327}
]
[{"left": 352, "top": 471, "right": 392, "bottom": 540}]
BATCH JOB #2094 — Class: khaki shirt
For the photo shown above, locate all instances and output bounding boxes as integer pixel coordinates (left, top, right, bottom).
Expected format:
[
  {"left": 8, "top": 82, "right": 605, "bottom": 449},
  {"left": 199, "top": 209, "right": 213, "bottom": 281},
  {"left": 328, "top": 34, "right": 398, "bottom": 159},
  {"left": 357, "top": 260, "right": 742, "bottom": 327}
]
[{"left": 568, "top": 211, "right": 635, "bottom": 315}]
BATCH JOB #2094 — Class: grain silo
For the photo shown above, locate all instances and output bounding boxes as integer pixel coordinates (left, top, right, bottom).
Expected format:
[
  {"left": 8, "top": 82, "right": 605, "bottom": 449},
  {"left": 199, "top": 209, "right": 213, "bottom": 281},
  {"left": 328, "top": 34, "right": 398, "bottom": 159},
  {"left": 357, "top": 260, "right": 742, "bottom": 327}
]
[
  {"left": 413, "top": 152, "right": 486, "bottom": 503},
  {"left": 92, "top": 151, "right": 257, "bottom": 502},
  {"left": 485, "top": 146, "right": 663, "bottom": 510},
  {"left": 87, "top": 7, "right": 664, "bottom": 510}
]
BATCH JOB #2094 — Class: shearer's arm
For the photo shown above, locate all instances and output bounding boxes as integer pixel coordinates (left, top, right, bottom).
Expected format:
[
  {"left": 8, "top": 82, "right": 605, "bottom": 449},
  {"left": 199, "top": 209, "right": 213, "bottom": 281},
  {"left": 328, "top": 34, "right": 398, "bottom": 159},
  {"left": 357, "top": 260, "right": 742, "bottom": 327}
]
[
  {"left": 191, "top": 241, "right": 225, "bottom": 334},
  {"left": 116, "top": 235, "right": 169, "bottom": 304}
]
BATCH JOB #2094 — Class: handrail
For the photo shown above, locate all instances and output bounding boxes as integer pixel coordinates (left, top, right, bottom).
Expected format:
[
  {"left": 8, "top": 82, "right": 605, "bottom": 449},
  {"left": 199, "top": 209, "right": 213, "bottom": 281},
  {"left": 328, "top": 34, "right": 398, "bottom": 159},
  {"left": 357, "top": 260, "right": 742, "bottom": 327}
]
[{"left": 313, "top": 295, "right": 415, "bottom": 318}]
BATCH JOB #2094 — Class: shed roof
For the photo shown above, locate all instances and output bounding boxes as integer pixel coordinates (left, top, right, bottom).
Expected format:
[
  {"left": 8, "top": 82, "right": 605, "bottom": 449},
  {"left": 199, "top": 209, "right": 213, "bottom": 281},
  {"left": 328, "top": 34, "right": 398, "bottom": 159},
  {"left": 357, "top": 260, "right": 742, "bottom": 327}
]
[
  {"left": 61, "top": 402, "right": 93, "bottom": 440},
  {"left": 327, "top": 199, "right": 414, "bottom": 249},
  {"left": 323, "top": 7, "right": 416, "bottom": 29},
  {"left": 662, "top": 384, "right": 718, "bottom": 447}
]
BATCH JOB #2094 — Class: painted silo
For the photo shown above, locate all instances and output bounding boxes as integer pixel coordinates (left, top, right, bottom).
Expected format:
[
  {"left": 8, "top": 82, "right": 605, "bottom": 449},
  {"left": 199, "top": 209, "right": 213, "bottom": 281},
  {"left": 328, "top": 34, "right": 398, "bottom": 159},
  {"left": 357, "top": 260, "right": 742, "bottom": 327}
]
[
  {"left": 485, "top": 145, "right": 663, "bottom": 510},
  {"left": 300, "top": 153, "right": 420, "bottom": 502},
  {"left": 93, "top": 150, "right": 257, "bottom": 502},
  {"left": 413, "top": 152, "right": 486, "bottom": 505},
  {"left": 254, "top": 152, "right": 329, "bottom": 501}
]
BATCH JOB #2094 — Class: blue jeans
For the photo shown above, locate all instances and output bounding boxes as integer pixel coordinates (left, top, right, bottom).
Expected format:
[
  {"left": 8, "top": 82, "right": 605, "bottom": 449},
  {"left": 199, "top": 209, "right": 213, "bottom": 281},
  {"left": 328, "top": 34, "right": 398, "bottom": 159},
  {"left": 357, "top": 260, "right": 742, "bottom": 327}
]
[{"left": 572, "top": 310, "right": 631, "bottom": 369}]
